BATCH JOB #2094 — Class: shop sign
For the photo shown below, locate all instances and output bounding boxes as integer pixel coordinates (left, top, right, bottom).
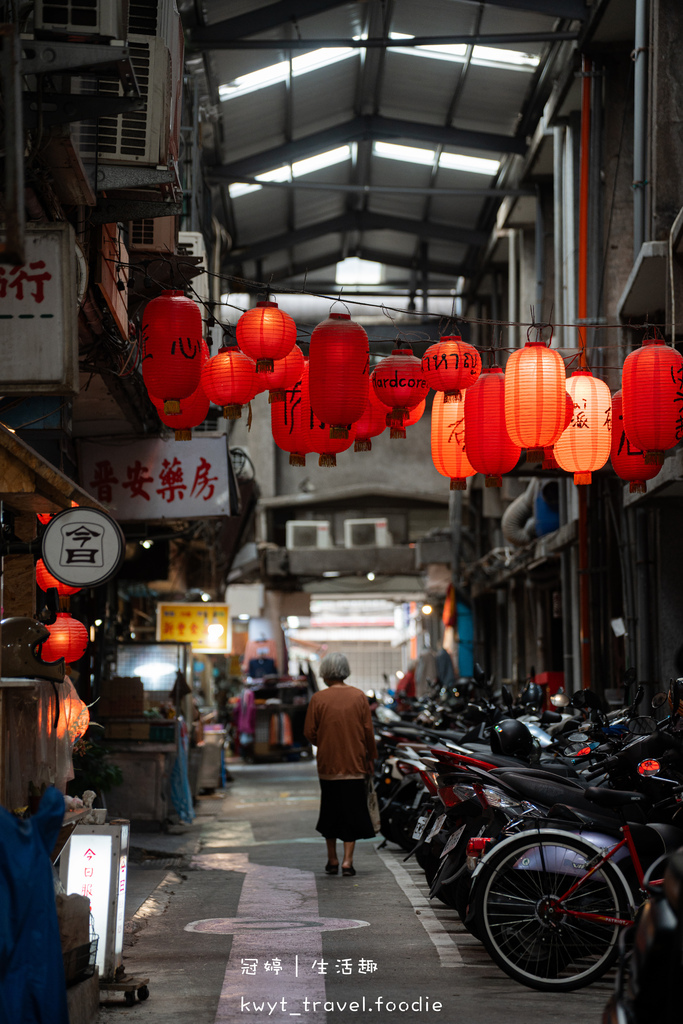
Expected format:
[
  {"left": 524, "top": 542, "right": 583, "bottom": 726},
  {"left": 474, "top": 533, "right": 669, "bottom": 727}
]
[
  {"left": 157, "top": 602, "right": 231, "bottom": 653},
  {"left": 78, "top": 437, "right": 233, "bottom": 521},
  {"left": 41, "top": 506, "right": 125, "bottom": 588},
  {"left": 64, "top": 833, "right": 113, "bottom": 976},
  {"left": 0, "top": 222, "right": 79, "bottom": 394}
]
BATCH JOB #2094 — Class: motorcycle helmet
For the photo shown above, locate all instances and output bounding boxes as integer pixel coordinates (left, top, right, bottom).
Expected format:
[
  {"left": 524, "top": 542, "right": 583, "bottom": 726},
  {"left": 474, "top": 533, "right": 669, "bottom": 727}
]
[
  {"left": 520, "top": 681, "right": 544, "bottom": 709},
  {"left": 490, "top": 718, "right": 535, "bottom": 759}
]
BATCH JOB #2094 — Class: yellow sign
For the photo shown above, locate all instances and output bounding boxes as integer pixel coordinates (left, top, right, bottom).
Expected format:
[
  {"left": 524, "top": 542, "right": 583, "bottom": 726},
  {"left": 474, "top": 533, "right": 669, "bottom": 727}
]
[{"left": 156, "top": 603, "right": 230, "bottom": 653}]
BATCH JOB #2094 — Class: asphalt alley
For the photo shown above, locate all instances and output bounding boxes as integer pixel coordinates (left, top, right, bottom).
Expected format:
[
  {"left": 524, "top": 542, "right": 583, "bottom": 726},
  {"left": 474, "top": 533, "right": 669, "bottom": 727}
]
[{"left": 97, "top": 761, "right": 609, "bottom": 1024}]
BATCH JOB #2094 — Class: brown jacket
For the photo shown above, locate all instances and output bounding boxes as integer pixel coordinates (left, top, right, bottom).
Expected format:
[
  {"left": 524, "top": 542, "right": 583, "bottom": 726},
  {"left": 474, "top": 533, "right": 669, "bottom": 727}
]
[{"left": 304, "top": 683, "right": 378, "bottom": 777}]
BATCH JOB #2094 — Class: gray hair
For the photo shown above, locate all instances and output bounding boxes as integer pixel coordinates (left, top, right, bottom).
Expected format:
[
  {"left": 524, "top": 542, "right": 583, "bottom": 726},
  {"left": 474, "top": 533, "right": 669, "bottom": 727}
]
[{"left": 319, "top": 652, "right": 351, "bottom": 681}]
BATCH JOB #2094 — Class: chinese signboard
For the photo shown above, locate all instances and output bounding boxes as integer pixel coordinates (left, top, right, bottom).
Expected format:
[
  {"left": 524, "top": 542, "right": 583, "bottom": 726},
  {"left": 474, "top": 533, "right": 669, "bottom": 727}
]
[
  {"left": 42, "top": 506, "right": 125, "bottom": 588},
  {"left": 64, "top": 833, "right": 113, "bottom": 976},
  {"left": 0, "top": 223, "right": 79, "bottom": 393},
  {"left": 78, "top": 437, "right": 233, "bottom": 521},
  {"left": 157, "top": 602, "right": 231, "bottom": 653}
]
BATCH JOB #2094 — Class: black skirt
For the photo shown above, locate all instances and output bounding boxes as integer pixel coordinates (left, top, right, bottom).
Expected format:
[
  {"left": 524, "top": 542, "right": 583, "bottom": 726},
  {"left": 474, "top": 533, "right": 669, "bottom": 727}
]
[{"left": 315, "top": 778, "right": 376, "bottom": 842}]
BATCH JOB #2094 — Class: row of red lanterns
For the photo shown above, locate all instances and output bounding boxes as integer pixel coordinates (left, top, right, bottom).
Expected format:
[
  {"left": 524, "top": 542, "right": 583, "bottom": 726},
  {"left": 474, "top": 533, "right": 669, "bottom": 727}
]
[{"left": 139, "top": 291, "right": 683, "bottom": 491}]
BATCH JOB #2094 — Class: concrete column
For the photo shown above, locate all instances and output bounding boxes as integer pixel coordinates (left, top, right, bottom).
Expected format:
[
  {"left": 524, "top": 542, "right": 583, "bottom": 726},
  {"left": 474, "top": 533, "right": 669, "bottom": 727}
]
[{"left": 649, "top": 0, "right": 683, "bottom": 242}]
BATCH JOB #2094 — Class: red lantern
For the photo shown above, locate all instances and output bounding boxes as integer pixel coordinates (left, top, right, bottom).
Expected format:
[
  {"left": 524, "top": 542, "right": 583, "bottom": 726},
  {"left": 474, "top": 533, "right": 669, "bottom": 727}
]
[
  {"left": 257, "top": 345, "right": 305, "bottom": 404},
  {"left": 504, "top": 341, "right": 567, "bottom": 461},
  {"left": 309, "top": 313, "right": 369, "bottom": 438},
  {"left": 610, "top": 390, "right": 662, "bottom": 493},
  {"left": 201, "top": 345, "right": 256, "bottom": 419},
  {"left": 542, "top": 392, "right": 574, "bottom": 469},
  {"left": 422, "top": 335, "right": 481, "bottom": 401},
  {"left": 405, "top": 398, "right": 426, "bottom": 427},
  {"left": 554, "top": 370, "right": 612, "bottom": 484},
  {"left": 621, "top": 336, "right": 683, "bottom": 464},
  {"left": 373, "top": 348, "right": 428, "bottom": 437},
  {"left": 354, "top": 382, "right": 388, "bottom": 452},
  {"left": 152, "top": 385, "right": 210, "bottom": 440},
  {"left": 311, "top": 414, "right": 356, "bottom": 467},
  {"left": 431, "top": 391, "right": 475, "bottom": 490},
  {"left": 36, "top": 558, "right": 81, "bottom": 597},
  {"left": 464, "top": 367, "right": 521, "bottom": 486},
  {"left": 40, "top": 612, "right": 88, "bottom": 664},
  {"left": 142, "top": 290, "right": 203, "bottom": 413},
  {"left": 271, "top": 362, "right": 315, "bottom": 466},
  {"left": 37, "top": 512, "right": 53, "bottom": 525},
  {"left": 236, "top": 300, "right": 297, "bottom": 373}
]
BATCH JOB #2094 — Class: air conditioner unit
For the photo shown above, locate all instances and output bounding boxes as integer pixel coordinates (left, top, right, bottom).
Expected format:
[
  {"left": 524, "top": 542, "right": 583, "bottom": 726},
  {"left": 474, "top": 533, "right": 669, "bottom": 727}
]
[
  {"left": 34, "top": 0, "right": 127, "bottom": 38},
  {"left": 127, "top": 216, "right": 176, "bottom": 252},
  {"left": 177, "top": 231, "right": 209, "bottom": 305},
  {"left": 343, "top": 518, "right": 392, "bottom": 548},
  {"left": 285, "top": 521, "right": 332, "bottom": 550}
]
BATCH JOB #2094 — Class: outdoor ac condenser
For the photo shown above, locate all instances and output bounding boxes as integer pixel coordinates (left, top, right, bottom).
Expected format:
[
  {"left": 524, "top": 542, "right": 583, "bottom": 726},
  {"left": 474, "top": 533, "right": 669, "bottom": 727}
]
[
  {"left": 127, "top": 216, "right": 176, "bottom": 253},
  {"left": 34, "top": 0, "right": 127, "bottom": 38},
  {"left": 177, "top": 231, "right": 209, "bottom": 304},
  {"left": 285, "top": 521, "right": 332, "bottom": 550},
  {"left": 343, "top": 518, "right": 392, "bottom": 548}
]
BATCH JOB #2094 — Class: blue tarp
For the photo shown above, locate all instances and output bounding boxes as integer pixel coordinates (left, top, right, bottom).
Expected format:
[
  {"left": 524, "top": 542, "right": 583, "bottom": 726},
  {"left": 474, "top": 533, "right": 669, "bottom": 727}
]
[{"left": 0, "top": 787, "right": 69, "bottom": 1024}]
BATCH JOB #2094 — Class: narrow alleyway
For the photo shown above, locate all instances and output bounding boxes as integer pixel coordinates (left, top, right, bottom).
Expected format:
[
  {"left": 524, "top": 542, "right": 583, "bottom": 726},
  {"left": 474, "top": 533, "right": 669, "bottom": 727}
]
[{"left": 101, "top": 763, "right": 610, "bottom": 1024}]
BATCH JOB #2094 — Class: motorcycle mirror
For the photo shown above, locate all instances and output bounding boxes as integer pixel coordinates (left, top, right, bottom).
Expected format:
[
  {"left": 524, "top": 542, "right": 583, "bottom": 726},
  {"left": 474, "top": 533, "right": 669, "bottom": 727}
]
[
  {"left": 651, "top": 691, "right": 669, "bottom": 710},
  {"left": 501, "top": 684, "right": 513, "bottom": 709},
  {"left": 637, "top": 758, "right": 662, "bottom": 777},
  {"left": 628, "top": 716, "right": 657, "bottom": 736},
  {"left": 550, "top": 692, "right": 570, "bottom": 707}
]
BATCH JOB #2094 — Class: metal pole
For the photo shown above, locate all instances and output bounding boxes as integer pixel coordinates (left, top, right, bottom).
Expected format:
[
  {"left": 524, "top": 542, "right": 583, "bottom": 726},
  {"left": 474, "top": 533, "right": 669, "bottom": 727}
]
[
  {"left": 553, "top": 126, "right": 564, "bottom": 348},
  {"left": 635, "top": 507, "right": 651, "bottom": 683},
  {"left": 535, "top": 186, "right": 545, "bottom": 316},
  {"left": 558, "top": 482, "right": 574, "bottom": 693},
  {"left": 508, "top": 229, "right": 518, "bottom": 349},
  {"left": 190, "top": 79, "right": 200, "bottom": 233},
  {"left": 633, "top": 0, "right": 648, "bottom": 257}
]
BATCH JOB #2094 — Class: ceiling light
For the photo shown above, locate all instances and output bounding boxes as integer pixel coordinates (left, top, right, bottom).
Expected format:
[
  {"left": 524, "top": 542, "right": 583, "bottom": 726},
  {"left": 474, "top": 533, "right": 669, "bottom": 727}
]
[
  {"left": 366, "top": 572, "right": 376, "bottom": 581},
  {"left": 140, "top": 539, "right": 153, "bottom": 549},
  {"left": 94, "top": 618, "right": 103, "bottom": 627},
  {"left": 395, "top": 670, "right": 405, "bottom": 679},
  {"left": 200, "top": 592, "right": 211, "bottom": 602},
  {"left": 421, "top": 604, "right": 433, "bottom": 615},
  {"left": 237, "top": 613, "right": 250, "bottom": 621},
  {"left": 207, "top": 622, "right": 225, "bottom": 640},
  {"left": 219, "top": 47, "right": 357, "bottom": 102},
  {"left": 322, "top": 571, "right": 341, "bottom": 578}
]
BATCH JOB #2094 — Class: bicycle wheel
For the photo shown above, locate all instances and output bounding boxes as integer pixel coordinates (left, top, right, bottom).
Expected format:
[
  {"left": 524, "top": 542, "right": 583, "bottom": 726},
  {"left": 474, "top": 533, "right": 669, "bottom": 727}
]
[{"left": 475, "top": 829, "right": 633, "bottom": 992}]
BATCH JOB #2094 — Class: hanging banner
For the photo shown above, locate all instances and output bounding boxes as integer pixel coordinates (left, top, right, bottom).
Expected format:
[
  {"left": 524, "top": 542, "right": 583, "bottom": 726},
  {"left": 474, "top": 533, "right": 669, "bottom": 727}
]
[
  {"left": 78, "top": 437, "right": 233, "bottom": 521},
  {"left": 156, "top": 602, "right": 231, "bottom": 653}
]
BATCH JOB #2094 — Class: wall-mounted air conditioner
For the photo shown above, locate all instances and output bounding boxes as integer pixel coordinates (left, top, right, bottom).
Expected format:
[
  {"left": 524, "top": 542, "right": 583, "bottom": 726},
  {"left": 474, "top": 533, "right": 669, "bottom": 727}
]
[
  {"left": 34, "top": 0, "right": 127, "bottom": 38},
  {"left": 343, "top": 518, "right": 392, "bottom": 548},
  {"left": 127, "top": 216, "right": 176, "bottom": 252},
  {"left": 285, "top": 521, "right": 332, "bottom": 550},
  {"left": 177, "top": 231, "right": 209, "bottom": 305}
]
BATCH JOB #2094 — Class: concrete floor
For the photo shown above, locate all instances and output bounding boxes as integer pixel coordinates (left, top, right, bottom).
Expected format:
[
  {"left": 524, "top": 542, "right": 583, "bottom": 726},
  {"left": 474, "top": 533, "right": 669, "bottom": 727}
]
[{"left": 97, "top": 761, "right": 610, "bottom": 1023}]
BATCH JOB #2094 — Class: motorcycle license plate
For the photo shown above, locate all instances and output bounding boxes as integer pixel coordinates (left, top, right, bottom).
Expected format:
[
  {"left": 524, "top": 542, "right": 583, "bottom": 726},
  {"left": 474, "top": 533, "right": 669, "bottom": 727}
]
[
  {"left": 440, "top": 824, "right": 466, "bottom": 858},
  {"left": 412, "top": 813, "right": 431, "bottom": 840},
  {"left": 426, "top": 813, "right": 446, "bottom": 842}
]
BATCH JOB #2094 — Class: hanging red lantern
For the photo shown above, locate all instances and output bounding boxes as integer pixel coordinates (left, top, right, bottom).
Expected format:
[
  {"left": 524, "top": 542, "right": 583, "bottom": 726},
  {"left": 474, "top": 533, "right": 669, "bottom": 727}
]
[
  {"left": 40, "top": 612, "right": 89, "bottom": 664},
  {"left": 201, "top": 345, "right": 256, "bottom": 419},
  {"left": 36, "top": 558, "right": 81, "bottom": 597},
  {"left": 422, "top": 335, "right": 482, "bottom": 402},
  {"left": 431, "top": 391, "right": 475, "bottom": 490},
  {"left": 271, "top": 362, "right": 315, "bottom": 466},
  {"left": 257, "top": 345, "right": 305, "bottom": 404},
  {"left": 504, "top": 340, "right": 567, "bottom": 461},
  {"left": 542, "top": 392, "right": 574, "bottom": 469},
  {"left": 311, "top": 413, "right": 356, "bottom": 467},
  {"left": 152, "top": 385, "right": 210, "bottom": 441},
  {"left": 354, "top": 381, "right": 388, "bottom": 452},
  {"left": 373, "top": 348, "right": 428, "bottom": 438},
  {"left": 610, "top": 390, "right": 662, "bottom": 493},
  {"left": 142, "top": 290, "right": 204, "bottom": 413},
  {"left": 36, "top": 512, "right": 53, "bottom": 525},
  {"left": 621, "top": 336, "right": 683, "bottom": 464},
  {"left": 554, "top": 369, "right": 612, "bottom": 484},
  {"left": 309, "top": 313, "right": 369, "bottom": 438},
  {"left": 405, "top": 398, "right": 426, "bottom": 427},
  {"left": 464, "top": 367, "right": 521, "bottom": 486},
  {"left": 236, "top": 300, "right": 297, "bottom": 373}
]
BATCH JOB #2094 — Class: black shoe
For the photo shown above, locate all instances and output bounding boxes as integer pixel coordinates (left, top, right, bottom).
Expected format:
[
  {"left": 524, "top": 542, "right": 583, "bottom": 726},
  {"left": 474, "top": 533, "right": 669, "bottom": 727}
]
[
  {"left": 342, "top": 865, "right": 356, "bottom": 876},
  {"left": 325, "top": 861, "right": 339, "bottom": 874}
]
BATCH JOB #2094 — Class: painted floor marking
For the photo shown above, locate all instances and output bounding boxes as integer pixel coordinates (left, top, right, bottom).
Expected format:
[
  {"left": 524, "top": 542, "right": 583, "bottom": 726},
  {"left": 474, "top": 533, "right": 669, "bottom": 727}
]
[
  {"left": 374, "top": 847, "right": 464, "bottom": 968},
  {"left": 187, "top": 852, "right": 369, "bottom": 1024}
]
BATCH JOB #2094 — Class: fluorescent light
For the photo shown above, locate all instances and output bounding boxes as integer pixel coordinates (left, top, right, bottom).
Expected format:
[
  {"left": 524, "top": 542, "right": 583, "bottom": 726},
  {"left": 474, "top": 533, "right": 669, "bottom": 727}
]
[
  {"left": 229, "top": 148, "right": 351, "bottom": 200},
  {"left": 374, "top": 140, "right": 499, "bottom": 177},
  {"left": 336, "top": 257, "right": 383, "bottom": 286},
  {"left": 322, "top": 571, "right": 341, "bottom": 578},
  {"left": 219, "top": 47, "right": 356, "bottom": 102},
  {"left": 237, "top": 613, "right": 250, "bottom": 621}
]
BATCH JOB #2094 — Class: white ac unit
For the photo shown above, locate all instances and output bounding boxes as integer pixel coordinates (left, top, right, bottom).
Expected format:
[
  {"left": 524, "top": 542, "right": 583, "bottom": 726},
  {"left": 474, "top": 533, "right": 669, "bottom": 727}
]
[
  {"left": 127, "top": 215, "right": 176, "bottom": 252},
  {"left": 286, "top": 521, "right": 332, "bottom": 550},
  {"left": 34, "top": 0, "right": 127, "bottom": 38},
  {"left": 343, "top": 518, "right": 392, "bottom": 548},
  {"left": 177, "top": 231, "right": 209, "bottom": 305}
]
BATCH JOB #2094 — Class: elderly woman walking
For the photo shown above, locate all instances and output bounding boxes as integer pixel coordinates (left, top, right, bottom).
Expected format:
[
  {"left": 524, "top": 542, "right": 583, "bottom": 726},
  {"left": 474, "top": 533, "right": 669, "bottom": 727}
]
[{"left": 304, "top": 653, "right": 378, "bottom": 876}]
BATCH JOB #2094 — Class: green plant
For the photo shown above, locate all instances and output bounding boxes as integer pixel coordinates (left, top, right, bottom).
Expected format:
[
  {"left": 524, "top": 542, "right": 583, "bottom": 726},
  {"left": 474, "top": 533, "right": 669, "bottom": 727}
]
[{"left": 68, "top": 737, "right": 123, "bottom": 796}]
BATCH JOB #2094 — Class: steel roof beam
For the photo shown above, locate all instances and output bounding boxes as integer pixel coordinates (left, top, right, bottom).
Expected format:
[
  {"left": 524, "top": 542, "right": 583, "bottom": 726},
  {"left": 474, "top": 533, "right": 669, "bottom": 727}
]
[
  {"left": 236, "top": 246, "right": 464, "bottom": 282},
  {"left": 190, "top": 1, "right": 343, "bottom": 46},
  {"left": 194, "top": 31, "right": 577, "bottom": 50}
]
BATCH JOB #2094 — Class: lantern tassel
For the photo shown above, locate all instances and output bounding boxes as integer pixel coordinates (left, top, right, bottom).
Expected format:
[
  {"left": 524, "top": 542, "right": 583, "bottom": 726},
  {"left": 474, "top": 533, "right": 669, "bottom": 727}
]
[
  {"left": 574, "top": 472, "right": 592, "bottom": 485},
  {"left": 390, "top": 427, "right": 407, "bottom": 439},
  {"left": 526, "top": 447, "right": 544, "bottom": 463},
  {"left": 164, "top": 399, "right": 181, "bottom": 414},
  {"left": 174, "top": 429, "right": 192, "bottom": 441},
  {"left": 318, "top": 454, "right": 337, "bottom": 468},
  {"left": 256, "top": 358, "right": 275, "bottom": 373},
  {"left": 223, "top": 404, "right": 242, "bottom": 420},
  {"left": 354, "top": 439, "right": 372, "bottom": 452},
  {"left": 644, "top": 450, "right": 664, "bottom": 465},
  {"left": 630, "top": 480, "right": 647, "bottom": 493},
  {"left": 269, "top": 389, "right": 285, "bottom": 404},
  {"left": 450, "top": 478, "right": 467, "bottom": 491},
  {"left": 247, "top": 401, "right": 253, "bottom": 432},
  {"left": 485, "top": 474, "right": 502, "bottom": 488},
  {"left": 329, "top": 425, "right": 349, "bottom": 439},
  {"left": 444, "top": 390, "right": 462, "bottom": 403},
  {"left": 59, "top": 595, "right": 71, "bottom": 611},
  {"left": 290, "top": 453, "right": 306, "bottom": 467}
]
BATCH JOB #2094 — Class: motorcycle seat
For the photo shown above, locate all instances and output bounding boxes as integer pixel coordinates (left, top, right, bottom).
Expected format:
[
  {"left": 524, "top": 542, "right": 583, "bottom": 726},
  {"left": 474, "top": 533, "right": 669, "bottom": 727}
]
[{"left": 586, "top": 787, "right": 647, "bottom": 808}]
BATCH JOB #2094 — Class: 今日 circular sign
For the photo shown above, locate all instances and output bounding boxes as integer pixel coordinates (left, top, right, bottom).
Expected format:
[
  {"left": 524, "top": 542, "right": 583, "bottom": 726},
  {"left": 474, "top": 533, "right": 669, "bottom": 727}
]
[{"left": 41, "top": 507, "right": 125, "bottom": 588}]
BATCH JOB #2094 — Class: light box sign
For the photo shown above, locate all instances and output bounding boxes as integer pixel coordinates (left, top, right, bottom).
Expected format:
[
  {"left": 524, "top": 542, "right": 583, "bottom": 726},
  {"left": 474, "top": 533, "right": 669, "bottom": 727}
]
[
  {"left": 157, "top": 602, "right": 231, "bottom": 653},
  {"left": 78, "top": 437, "right": 233, "bottom": 520},
  {"left": 64, "top": 833, "right": 113, "bottom": 976},
  {"left": 0, "top": 222, "right": 79, "bottom": 393}
]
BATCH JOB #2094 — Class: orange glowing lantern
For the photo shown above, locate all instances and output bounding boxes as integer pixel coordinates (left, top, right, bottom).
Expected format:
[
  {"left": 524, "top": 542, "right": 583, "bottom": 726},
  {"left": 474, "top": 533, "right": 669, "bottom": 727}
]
[
  {"left": 373, "top": 348, "right": 428, "bottom": 437},
  {"left": 542, "top": 392, "right": 575, "bottom": 469},
  {"left": 554, "top": 370, "right": 612, "bottom": 484},
  {"left": 40, "top": 612, "right": 89, "bottom": 664},
  {"left": 36, "top": 558, "right": 81, "bottom": 598},
  {"left": 354, "top": 382, "right": 388, "bottom": 452},
  {"left": 236, "top": 300, "right": 297, "bottom": 372},
  {"left": 610, "top": 390, "right": 662, "bottom": 493},
  {"left": 464, "top": 367, "right": 521, "bottom": 486},
  {"left": 309, "top": 313, "right": 369, "bottom": 438},
  {"left": 621, "top": 336, "right": 683, "bottom": 464},
  {"left": 431, "top": 391, "right": 475, "bottom": 490},
  {"left": 152, "top": 385, "right": 210, "bottom": 440},
  {"left": 504, "top": 341, "right": 567, "bottom": 461},
  {"left": 422, "top": 335, "right": 481, "bottom": 401},
  {"left": 201, "top": 345, "right": 257, "bottom": 419},
  {"left": 271, "top": 362, "right": 315, "bottom": 466},
  {"left": 258, "top": 344, "right": 305, "bottom": 404}
]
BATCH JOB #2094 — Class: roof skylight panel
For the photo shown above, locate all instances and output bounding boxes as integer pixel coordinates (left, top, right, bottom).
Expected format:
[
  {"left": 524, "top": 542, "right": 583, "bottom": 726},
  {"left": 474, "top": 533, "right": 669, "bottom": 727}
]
[
  {"left": 374, "top": 142, "right": 500, "bottom": 176},
  {"left": 387, "top": 31, "right": 539, "bottom": 71},
  {"left": 219, "top": 47, "right": 357, "bottom": 101},
  {"left": 228, "top": 147, "right": 352, "bottom": 200}
]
